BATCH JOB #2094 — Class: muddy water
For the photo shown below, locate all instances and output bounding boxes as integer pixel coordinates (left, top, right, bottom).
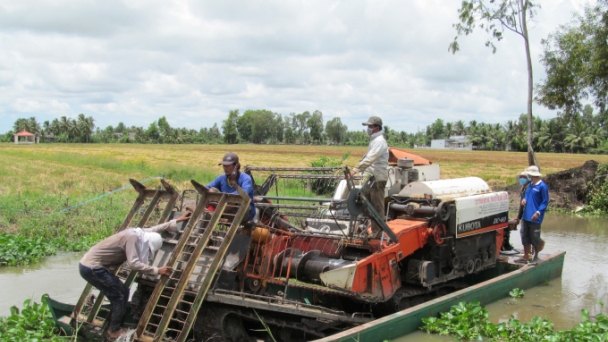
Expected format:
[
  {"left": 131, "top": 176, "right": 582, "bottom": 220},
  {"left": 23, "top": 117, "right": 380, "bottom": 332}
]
[
  {"left": 396, "top": 212, "right": 608, "bottom": 341},
  {"left": 0, "top": 252, "right": 85, "bottom": 315},
  {"left": 0, "top": 213, "right": 606, "bottom": 341}
]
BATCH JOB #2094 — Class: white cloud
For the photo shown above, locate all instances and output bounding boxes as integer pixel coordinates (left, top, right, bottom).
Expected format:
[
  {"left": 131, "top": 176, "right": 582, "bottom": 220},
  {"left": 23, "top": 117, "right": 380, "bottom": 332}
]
[{"left": 0, "top": 0, "right": 591, "bottom": 134}]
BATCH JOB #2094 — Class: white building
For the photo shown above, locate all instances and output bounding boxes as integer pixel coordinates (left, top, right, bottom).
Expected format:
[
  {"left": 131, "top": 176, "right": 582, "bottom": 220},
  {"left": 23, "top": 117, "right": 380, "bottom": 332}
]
[{"left": 430, "top": 135, "right": 472, "bottom": 150}]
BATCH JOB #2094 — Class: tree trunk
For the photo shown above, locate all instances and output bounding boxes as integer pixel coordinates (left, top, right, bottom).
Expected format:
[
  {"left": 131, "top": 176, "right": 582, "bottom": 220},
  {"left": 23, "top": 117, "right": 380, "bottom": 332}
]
[{"left": 522, "top": 0, "right": 535, "bottom": 166}]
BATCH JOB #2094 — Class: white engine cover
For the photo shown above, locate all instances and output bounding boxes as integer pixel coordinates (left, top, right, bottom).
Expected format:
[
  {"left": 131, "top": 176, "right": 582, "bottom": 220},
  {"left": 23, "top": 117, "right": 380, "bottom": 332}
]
[
  {"left": 454, "top": 191, "right": 509, "bottom": 238},
  {"left": 398, "top": 177, "right": 491, "bottom": 200}
]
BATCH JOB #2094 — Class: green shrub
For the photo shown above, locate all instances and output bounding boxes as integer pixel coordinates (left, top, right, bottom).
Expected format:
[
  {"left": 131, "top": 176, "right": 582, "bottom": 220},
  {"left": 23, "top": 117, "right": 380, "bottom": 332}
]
[
  {"left": 586, "top": 164, "right": 608, "bottom": 214},
  {"left": 308, "top": 152, "right": 350, "bottom": 196}
]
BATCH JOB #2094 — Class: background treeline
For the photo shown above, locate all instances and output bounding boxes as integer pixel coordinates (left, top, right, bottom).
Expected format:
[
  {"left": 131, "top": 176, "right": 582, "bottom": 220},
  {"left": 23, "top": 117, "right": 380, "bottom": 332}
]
[
  {"left": 2, "top": 0, "right": 607, "bottom": 153},
  {"left": 3, "top": 105, "right": 607, "bottom": 154}
]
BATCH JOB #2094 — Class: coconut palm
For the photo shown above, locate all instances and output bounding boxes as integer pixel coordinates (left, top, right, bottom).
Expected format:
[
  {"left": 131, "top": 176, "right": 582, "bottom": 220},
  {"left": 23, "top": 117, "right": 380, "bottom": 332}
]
[
  {"left": 467, "top": 120, "right": 478, "bottom": 135},
  {"left": 445, "top": 122, "right": 454, "bottom": 138},
  {"left": 454, "top": 120, "right": 466, "bottom": 135},
  {"left": 536, "top": 118, "right": 566, "bottom": 152},
  {"left": 76, "top": 114, "right": 95, "bottom": 142},
  {"left": 564, "top": 118, "right": 596, "bottom": 153},
  {"left": 27, "top": 117, "right": 41, "bottom": 134}
]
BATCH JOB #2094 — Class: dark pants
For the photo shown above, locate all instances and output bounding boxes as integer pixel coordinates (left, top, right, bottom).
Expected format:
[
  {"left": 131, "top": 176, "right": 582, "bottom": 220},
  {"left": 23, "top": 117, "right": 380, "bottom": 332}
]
[
  {"left": 368, "top": 180, "right": 387, "bottom": 235},
  {"left": 79, "top": 263, "right": 129, "bottom": 332},
  {"left": 502, "top": 228, "right": 514, "bottom": 250}
]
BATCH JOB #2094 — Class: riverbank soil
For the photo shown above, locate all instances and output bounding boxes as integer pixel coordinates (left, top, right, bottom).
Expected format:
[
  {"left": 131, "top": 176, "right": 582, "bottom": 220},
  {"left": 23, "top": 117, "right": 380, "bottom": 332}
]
[{"left": 506, "top": 160, "right": 604, "bottom": 212}]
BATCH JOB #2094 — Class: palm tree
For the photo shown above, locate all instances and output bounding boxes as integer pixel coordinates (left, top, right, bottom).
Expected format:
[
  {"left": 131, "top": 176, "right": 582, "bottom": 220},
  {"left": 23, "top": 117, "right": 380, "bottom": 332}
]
[
  {"left": 76, "top": 114, "right": 94, "bottom": 142},
  {"left": 467, "top": 120, "right": 478, "bottom": 135},
  {"left": 490, "top": 123, "right": 505, "bottom": 150},
  {"left": 565, "top": 118, "right": 595, "bottom": 153},
  {"left": 27, "top": 117, "right": 40, "bottom": 134},
  {"left": 85, "top": 116, "right": 95, "bottom": 142},
  {"left": 13, "top": 118, "right": 28, "bottom": 132},
  {"left": 445, "top": 122, "right": 454, "bottom": 138},
  {"left": 454, "top": 120, "right": 466, "bottom": 135},
  {"left": 68, "top": 118, "right": 80, "bottom": 141},
  {"left": 503, "top": 120, "right": 517, "bottom": 151},
  {"left": 59, "top": 116, "right": 71, "bottom": 138},
  {"left": 467, "top": 123, "right": 489, "bottom": 150},
  {"left": 537, "top": 118, "right": 565, "bottom": 152}
]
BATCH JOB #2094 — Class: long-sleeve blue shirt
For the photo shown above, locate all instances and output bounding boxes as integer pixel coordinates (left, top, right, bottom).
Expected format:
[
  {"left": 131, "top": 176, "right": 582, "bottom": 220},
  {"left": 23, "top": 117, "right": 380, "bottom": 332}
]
[
  {"left": 207, "top": 172, "right": 256, "bottom": 221},
  {"left": 522, "top": 180, "right": 549, "bottom": 224}
]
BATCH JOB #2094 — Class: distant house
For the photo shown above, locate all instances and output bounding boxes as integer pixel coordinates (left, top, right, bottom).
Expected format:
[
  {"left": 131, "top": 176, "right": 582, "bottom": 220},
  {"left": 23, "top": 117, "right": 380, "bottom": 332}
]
[
  {"left": 430, "top": 135, "right": 472, "bottom": 150},
  {"left": 13, "top": 131, "right": 38, "bottom": 144}
]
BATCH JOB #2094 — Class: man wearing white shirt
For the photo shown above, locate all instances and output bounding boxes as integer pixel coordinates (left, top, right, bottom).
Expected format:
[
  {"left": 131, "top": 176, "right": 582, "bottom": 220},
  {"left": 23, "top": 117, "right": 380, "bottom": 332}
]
[{"left": 349, "top": 116, "right": 389, "bottom": 236}]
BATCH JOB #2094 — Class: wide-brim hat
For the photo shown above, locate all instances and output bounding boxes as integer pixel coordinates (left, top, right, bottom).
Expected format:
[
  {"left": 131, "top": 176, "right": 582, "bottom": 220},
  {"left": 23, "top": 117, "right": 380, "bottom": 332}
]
[
  {"left": 515, "top": 171, "right": 528, "bottom": 180},
  {"left": 524, "top": 165, "right": 542, "bottom": 177},
  {"left": 219, "top": 152, "right": 239, "bottom": 166}
]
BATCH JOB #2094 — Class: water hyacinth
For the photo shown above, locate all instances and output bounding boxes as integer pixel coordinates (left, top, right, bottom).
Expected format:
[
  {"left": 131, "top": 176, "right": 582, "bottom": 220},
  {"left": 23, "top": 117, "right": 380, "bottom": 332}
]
[
  {"left": 421, "top": 301, "right": 608, "bottom": 341},
  {"left": 0, "top": 295, "right": 66, "bottom": 341}
]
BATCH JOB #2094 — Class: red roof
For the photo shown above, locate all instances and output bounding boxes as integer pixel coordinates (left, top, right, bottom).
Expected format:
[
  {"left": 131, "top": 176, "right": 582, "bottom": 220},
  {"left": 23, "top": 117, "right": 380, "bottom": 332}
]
[{"left": 14, "top": 130, "right": 35, "bottom": 136}]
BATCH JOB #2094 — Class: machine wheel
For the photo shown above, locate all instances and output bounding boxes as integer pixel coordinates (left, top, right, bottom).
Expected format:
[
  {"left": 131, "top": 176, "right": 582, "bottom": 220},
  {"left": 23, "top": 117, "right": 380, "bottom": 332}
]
[
  {"left": 466, "top": 260, "right": 475, "bottom": 274},
  {"left": 245, "top": 277, "right": 262, "bottom": 293},
  {"left": 474, "top": 258, "right": 482, "bottom": 272},
  {"left": 450, "top": 257, "right": 460, "bottom": 270}
]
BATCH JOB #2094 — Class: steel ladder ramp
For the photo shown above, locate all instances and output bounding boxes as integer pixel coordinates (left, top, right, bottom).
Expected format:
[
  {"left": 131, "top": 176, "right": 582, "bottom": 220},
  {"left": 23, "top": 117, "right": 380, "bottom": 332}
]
[
  {"left": 70, "top": 179, "right": 179, "bottom": 332},
  {"left": 134, "top": 181, "right": 251, "bottom": 342}
]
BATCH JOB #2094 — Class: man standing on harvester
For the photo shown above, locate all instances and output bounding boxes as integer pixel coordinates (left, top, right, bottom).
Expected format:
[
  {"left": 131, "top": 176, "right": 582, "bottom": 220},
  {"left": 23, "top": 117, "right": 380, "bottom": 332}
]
[
  {"left": 349, "top": 116, "right": 389, "bottom": 237},
  {"left": 79, "top": 210, "right": 192, "bottom": 339}
]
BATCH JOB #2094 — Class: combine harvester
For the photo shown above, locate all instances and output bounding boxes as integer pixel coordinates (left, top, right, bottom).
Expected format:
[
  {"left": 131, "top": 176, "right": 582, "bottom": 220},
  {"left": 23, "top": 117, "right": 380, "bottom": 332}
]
[{"left": 48, "top": 148, "right": 564, "bottom": 342}]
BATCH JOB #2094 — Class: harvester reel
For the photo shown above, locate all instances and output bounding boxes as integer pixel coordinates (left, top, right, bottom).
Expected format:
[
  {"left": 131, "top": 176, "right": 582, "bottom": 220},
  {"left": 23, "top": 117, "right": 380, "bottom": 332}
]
[{"left": 346, "top": 188, "right": 365, "bottom": 218}]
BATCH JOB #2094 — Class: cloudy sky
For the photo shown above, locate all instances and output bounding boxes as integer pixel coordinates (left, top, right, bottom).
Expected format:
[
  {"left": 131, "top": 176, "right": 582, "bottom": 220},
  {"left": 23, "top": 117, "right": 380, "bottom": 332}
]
[{"left": 0, "top": 0, "right": 595, "bottom": 134}]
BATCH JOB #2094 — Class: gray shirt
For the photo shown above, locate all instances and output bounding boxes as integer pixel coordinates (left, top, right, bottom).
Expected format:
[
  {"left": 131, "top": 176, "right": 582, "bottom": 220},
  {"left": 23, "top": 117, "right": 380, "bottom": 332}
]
[{"left": 79, "top": 220, "right": 178, "bottom": 275}]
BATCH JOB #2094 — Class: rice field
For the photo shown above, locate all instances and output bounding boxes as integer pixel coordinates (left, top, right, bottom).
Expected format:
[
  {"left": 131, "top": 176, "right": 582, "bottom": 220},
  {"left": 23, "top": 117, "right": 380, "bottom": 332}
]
[{"left": 1, "top": 143, "right": 607, "bottom": 264}]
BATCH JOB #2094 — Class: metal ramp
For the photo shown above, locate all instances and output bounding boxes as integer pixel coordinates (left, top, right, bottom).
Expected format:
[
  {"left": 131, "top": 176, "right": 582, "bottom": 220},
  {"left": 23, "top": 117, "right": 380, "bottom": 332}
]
[
  {"left": 134, "top": 181, "right": 251, "bottom": 342},
  {"left": 70, "top": 179, "right": 179, "bottom": 333}
]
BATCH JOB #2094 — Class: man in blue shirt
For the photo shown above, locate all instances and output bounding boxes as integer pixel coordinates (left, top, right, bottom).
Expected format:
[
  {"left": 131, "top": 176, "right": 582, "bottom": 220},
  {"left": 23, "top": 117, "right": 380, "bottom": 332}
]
[
  {"left": 207, "top": 152, "right": 256, "bottom": 222},
  {"left": 516, "top": 165, "right": 549, "bottom": 263}
]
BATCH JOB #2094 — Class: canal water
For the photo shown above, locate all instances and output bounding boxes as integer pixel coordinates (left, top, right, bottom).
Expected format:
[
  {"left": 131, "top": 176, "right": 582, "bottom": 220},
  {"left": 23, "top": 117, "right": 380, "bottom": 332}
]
[
  {"left": 396, "top": 213, "right": 608, "bottom": 341},
  {"left": 0, "top": 252, "right": 85, "bottom": 315},
  {"left": 0, "top": 213, "right": 606, "bottom": 341}
]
